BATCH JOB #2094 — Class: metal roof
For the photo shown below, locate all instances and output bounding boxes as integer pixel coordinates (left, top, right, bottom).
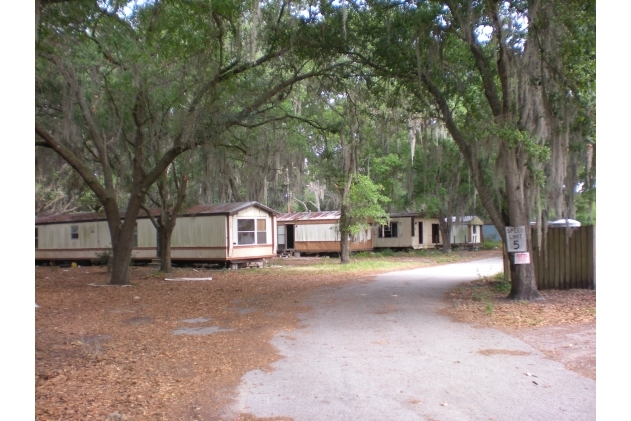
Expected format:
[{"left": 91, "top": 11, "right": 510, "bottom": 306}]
[
  {"left": 277, "top": 211, "right": 341, "bottom": 222},
  {"left": 548, "top": 219, "right": 581, "bottom": 227},
  {"left": 36, "top": 211, "right": 106, "bottom": 225},
  {"left": 183, "top": 202, "right": 279, "bottom": 216},
  {"left": 35, "top": 208, "right": 160, "bottom": 225},
  {"left": 36, "top": 202, "right": 278, "bottom": 225},
  {"left": 448, "top": 216, "right": 484, "bottom": 225},
  {"left": 388, "top": 212, "right": 431, "bottom": 218}
]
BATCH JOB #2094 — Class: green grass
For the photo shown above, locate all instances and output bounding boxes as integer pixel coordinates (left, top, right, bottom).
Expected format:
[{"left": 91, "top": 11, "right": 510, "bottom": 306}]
[
  {"left": 472, "top": 287, "right": 492, "bottom": 302},
  {"left": 483, "top": 240, "right": 503, "bottom": 250},
  {"left": 267, "top": 249, "right": 482, "bottom": 276},
  {"left": 486, "top": 271, "right": 511, "bottom": 294},
  {"left": 355, "top": 248, "right": 444, "bottom": 259},
  {"left": 492, "top": 279, "right": 511, "bottom": 294},
  {"left": 280, "top": 259, "right": 421, "bottom": 274},
  {"left": 484, "top": 302, "right": 495, "bottom": 315}
]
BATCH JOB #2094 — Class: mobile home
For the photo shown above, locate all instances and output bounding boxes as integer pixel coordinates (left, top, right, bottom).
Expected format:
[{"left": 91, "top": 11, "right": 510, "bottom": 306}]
[
  {"left": 36, "top": 202, "right": 278, "bottom": 266},
  {"left": 373, "top": 213, "right": 442, "bottom": 250},
  {"left": 276, "top": 211, "right": 373, "bottom": 255},
  {"left": 373, "top": 213, "right": 484, "bottom": 250}
]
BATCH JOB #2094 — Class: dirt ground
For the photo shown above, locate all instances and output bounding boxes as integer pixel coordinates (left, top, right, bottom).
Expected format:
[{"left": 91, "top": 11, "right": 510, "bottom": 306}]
[
  {"left": 35, "top": 250, "right": 595, "bottom": 420},
  {"left": 440, "top": 273, "right": 596, "bottom": 380}
]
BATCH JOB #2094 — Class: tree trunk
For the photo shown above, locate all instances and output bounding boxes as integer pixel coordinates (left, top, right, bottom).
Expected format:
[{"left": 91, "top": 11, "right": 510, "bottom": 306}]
[
  {"left": 339, "top": 202, "right": 351, "bottom": 264},
  {"left": 159, "top": 226, "right": 173, "bottom": 273},
  {"left": 502, "top": 145, "right": 542, "bottom": 301},
  {"left": 340, "top": 234, "right": 350, "bottom": 264},
  {"left": 109, "top": 240, "right": 133, "bottom": 285},
  {"left": 439, "top": 217, "right": 452, "bottom": 253},
  {"left": 108, "top": 215, "right": 138, "bottom": 285}
]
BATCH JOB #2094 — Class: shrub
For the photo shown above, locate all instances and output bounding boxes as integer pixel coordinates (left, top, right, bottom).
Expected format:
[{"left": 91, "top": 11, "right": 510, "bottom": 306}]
[
  {"left": 492, "top": 279, "right": 511, "bottom": 294},
  {"left": 92, "top": 250, "right": 112, "bottom": 266}
]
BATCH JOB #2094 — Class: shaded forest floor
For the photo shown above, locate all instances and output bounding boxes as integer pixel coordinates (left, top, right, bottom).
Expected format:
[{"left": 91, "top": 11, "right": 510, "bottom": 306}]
[{"left": 35, "top": 250, "right": 595, "bottom": 420}]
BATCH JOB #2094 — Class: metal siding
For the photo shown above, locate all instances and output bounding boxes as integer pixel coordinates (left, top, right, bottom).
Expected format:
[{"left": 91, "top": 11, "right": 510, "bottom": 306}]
[
  {"left": 231, "top": 245, "right": 275, "bottom": 258},
  {"left": 171, "top": 248, "right": 226, "bottom": 260},
  {"left": 38, "top": 221, "right": 104, "bottom": 249},
  {"left": 452, "top": 225, "right": 467, "bottom": 243},
  {"left": 237, "top": 207, "right": 270, "bottom": 218},
  {"left": 137, "top": 219, "right": 157, "bottom": 247},
  {"left": 39, "top": 224, "right": 57, "bottom": 249},
  {"left": 296, "top": 223, "right": 339, "bottom": 242},
  {"left": 372, "top": 217, "right": 441, "bottom": 249},
  {"left": 131, "top": 249, "right": 156, "bottom": 259},
  {"left": 373, "top": 218, "right": 412, "bottom": 248},
  {"left": 171, "top": 215, "right": 226, "bottom": 247}
]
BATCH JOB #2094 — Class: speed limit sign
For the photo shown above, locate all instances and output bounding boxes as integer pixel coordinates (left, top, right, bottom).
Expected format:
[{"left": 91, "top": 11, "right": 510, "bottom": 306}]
[{"left": 505, "top": 226, "right": 527, "bottom": 252}]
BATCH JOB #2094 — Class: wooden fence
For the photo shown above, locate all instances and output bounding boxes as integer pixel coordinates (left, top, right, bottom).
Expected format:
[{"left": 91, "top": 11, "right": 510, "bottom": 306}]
[{"left": 531, "top": 226, "right": 595, "bottom": 290}]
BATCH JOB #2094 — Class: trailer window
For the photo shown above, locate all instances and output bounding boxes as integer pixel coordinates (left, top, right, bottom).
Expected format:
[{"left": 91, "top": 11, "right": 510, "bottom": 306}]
[
  {"left": 237, "top": 219, "right": 267, "bottom": 245},
  {"left": 70, "top": 225, "right": 79, "bottom": 240},
  {"left": 378, "top": 222, "right": 398, "bottom": 238}
]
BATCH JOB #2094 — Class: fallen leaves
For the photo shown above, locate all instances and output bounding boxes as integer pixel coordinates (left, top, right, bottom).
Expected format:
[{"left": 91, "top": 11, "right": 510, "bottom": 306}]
[
  {"left": 36, "top": 251, "right": 500, "bottom": 420},
  {"left": 442, "top": 278, "right": 596, "bottom": 329},
  {"left": 442, "top": 275, "right": 596, "bottom": 381}
]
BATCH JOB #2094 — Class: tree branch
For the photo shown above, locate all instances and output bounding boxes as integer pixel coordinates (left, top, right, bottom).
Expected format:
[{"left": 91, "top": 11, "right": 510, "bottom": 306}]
[{"left": 35, "top": 123, "right": 114, "bottom": 206}]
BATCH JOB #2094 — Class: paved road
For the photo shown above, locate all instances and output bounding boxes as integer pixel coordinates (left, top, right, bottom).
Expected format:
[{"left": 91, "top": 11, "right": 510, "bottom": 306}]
[{"left": 229, "top": 258, "right": 595, "bottom": 420}]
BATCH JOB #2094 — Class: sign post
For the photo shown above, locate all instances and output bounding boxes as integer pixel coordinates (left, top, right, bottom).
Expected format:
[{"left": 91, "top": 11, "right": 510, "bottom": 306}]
[
  {"left": 505, "top": 226, "right": 526, "bottom": 252},
  {"left": 505, "top": 226, "right": 530, "bottom": 264}
]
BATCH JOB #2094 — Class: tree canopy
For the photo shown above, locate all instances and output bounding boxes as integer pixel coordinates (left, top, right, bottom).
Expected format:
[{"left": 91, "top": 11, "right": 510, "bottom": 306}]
[{"left": 35, "top": 0, "right": 595, "bottom": 298}]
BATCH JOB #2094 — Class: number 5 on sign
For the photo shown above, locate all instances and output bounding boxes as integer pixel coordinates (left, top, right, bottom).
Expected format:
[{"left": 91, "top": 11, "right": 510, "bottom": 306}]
[{"left": 505, "top": 226, "right": 527, "bottom": 252}]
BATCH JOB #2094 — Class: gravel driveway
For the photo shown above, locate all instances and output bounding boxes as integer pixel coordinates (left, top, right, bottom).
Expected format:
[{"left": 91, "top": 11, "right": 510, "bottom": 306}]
[{"left": 229, "top": 257, "right": 595, "bottom": 420}]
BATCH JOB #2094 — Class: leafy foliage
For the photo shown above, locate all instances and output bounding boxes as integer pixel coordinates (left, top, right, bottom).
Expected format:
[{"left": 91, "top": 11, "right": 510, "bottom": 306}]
[{"left": 346, "top": 174, "right": 390, "bottom": 235}]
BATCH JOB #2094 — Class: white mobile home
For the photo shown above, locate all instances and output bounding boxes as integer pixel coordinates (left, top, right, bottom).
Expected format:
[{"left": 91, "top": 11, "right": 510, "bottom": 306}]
[
  {"left": 373, "top": 213, "right": 485, "bottom": 250},
  {"left": 373, "top": 213, "right": 442, "bottom": 250},
  {"left": 276, "top": 211, "right": 373, "bottom": 254},
  {"left": 35, "top": 202, "right": 278, "bottom": 265},
  {"left": 35, "top": 211, "right": 159, "bottom": 262}
]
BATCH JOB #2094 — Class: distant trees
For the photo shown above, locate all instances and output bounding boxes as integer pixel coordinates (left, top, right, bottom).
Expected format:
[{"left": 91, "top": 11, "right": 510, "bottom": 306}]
[{"left": 412, "top": 121, "right": 475, "bottom": 253}]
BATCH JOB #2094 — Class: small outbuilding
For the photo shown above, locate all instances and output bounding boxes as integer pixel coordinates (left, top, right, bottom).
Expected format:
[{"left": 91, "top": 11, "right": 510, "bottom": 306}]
[{"left": 448, "top": 215, "right": 484, "bottom": 245}]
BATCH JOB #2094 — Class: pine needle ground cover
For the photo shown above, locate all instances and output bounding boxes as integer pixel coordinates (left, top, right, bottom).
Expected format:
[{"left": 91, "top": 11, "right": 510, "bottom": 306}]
[
  {"left": 441, "top": 272, "right": 596, "bottom": 380},
  {"left": 35, "top": 250, "right": 594, "bottom": 420}
]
